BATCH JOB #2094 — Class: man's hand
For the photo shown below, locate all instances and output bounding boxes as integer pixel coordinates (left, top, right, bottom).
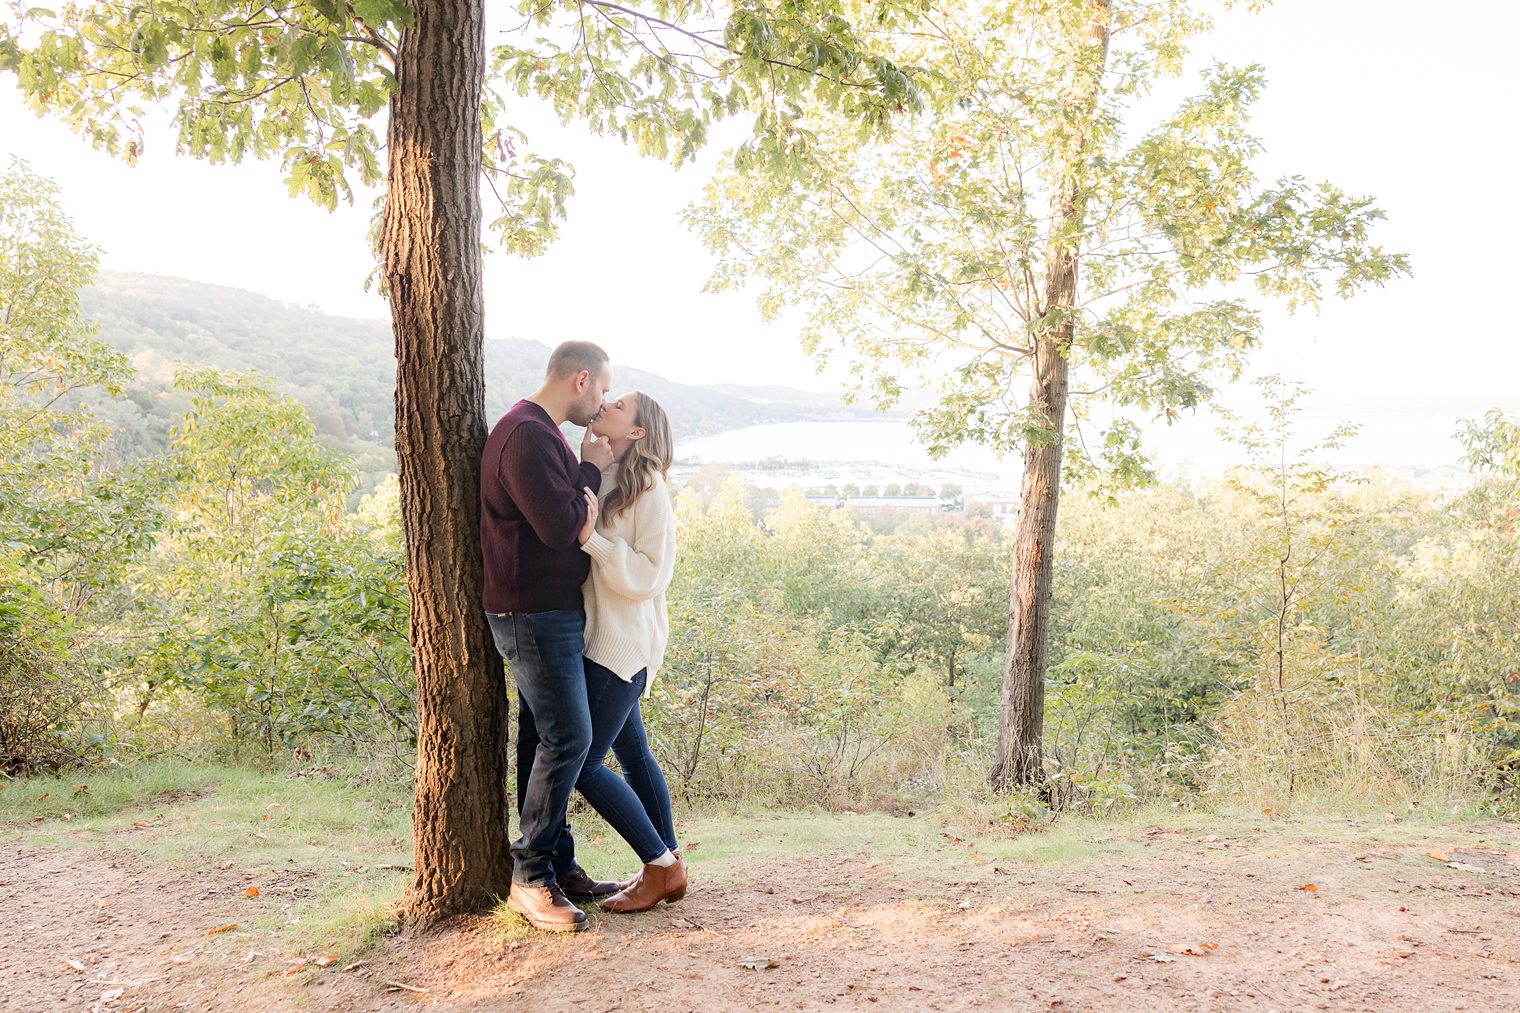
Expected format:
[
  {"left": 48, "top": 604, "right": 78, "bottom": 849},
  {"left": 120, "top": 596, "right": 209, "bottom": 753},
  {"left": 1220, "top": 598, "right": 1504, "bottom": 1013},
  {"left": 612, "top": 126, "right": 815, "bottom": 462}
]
[
  {"left": 581, "top": 429, "right": 614, "bottom": 471},
  {"left": 578, "top": 488, "right": 599, "bottom": 545}
]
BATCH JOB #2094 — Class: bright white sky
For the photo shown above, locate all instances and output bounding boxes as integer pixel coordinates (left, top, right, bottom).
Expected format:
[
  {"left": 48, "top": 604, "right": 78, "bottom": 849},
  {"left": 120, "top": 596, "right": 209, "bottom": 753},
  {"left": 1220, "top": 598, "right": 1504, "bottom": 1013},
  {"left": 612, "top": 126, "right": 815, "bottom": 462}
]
[{"left": 1, "top": 0, "right": 1515, "bottom": 408}]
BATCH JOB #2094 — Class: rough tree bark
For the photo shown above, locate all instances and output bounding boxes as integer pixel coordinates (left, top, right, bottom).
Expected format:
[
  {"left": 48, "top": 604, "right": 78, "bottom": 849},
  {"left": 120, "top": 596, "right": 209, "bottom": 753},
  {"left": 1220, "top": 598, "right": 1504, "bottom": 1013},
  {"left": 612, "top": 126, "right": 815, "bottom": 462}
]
[
  {"left": 990, "top": 0, "right": 1112, "bottom": 791},
  {"left": 382, "top": 0, "right": 512, "bottom": 920}
]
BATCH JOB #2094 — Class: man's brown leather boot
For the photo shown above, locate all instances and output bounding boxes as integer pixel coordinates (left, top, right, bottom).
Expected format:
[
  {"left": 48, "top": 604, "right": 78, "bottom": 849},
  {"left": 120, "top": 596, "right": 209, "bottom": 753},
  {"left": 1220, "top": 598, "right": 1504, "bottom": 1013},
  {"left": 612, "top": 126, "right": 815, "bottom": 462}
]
[
  {"left": 507, "top": 882, "right": 589, "bottom": 932},
  {"left": 560, "top": 865, "right": 619, "bottom": 901},
  {"left": 600, "top": 854, "right": 688, "bottom": 913}
]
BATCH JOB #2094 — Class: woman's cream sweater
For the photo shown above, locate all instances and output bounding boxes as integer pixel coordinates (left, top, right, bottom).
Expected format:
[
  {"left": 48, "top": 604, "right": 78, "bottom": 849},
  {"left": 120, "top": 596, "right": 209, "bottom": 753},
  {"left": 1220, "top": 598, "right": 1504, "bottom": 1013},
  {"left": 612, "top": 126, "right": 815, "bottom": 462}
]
[{"left": 580, "top": 469, "right": 676, "bottom": 691}]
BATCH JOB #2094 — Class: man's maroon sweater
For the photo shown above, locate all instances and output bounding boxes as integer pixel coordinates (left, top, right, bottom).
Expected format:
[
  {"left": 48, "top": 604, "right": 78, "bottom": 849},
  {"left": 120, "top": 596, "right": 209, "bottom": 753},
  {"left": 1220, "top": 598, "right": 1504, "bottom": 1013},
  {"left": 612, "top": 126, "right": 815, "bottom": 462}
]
[{"left": 481, "top": 400, "right": 603, "bottom": 614}]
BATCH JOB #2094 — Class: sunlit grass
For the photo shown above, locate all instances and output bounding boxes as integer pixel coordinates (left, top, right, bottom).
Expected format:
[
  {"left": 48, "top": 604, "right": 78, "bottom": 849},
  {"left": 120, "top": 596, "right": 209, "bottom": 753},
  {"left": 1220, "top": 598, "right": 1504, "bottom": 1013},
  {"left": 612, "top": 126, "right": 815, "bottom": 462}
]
[
  {"left": 0, "top": 758, "right": 232, "bottom": 825},
  {"left": 3, "top": 758, "right": 414, "bottom": 963}
]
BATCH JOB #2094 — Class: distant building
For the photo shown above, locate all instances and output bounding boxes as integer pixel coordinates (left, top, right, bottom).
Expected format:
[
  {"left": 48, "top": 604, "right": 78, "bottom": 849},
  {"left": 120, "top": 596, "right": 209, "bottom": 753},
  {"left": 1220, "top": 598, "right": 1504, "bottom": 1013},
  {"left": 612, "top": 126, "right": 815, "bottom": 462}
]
[
  {"left": 966, "top": 497, "right": 1020, "bottom": 521},
  {"left": 806, "top": 495, "right": 942, "bottom": 517},
  {"left": 1363, "top": 464, "right": 1472, "bottom": 494}
]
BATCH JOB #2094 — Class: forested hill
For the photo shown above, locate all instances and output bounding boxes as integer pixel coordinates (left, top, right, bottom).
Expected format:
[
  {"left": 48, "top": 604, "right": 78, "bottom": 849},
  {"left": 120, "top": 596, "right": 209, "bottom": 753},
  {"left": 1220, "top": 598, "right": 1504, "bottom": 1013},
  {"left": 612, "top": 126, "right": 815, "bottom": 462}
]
[{"left": 78, "top": 272, "right": 862, "bottom": 483}]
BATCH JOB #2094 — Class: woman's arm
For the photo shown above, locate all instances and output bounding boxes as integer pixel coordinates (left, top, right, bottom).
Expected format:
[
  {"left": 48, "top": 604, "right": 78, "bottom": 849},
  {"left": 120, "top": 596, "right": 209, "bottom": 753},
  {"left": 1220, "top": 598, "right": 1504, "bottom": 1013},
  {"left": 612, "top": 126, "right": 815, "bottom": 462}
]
[{"left": 581, "top": 483, "right": 675, "bottom": 601}]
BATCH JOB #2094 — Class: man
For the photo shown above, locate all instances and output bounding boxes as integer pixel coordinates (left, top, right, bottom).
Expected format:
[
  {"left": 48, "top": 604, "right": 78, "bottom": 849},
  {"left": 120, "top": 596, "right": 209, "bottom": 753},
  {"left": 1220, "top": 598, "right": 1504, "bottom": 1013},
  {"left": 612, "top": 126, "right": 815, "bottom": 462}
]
[{"left": 481, "top": 340, "right": 619, "bottom": 932}]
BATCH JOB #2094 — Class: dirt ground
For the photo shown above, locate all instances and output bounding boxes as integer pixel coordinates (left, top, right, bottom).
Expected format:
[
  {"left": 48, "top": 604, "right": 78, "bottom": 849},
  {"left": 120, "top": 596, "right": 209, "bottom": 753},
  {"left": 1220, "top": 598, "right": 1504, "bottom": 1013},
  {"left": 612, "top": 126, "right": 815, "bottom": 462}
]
[{"left": 5, "top": 814, "right": 1520, "bottom": 1012}]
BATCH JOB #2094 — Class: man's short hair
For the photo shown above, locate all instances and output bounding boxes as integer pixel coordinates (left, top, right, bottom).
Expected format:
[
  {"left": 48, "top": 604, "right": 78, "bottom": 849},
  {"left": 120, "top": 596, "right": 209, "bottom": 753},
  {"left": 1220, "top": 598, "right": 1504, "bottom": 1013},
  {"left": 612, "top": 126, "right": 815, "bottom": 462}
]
[{"left": 545, "top": 340, "right": 609, "bottom": 381}]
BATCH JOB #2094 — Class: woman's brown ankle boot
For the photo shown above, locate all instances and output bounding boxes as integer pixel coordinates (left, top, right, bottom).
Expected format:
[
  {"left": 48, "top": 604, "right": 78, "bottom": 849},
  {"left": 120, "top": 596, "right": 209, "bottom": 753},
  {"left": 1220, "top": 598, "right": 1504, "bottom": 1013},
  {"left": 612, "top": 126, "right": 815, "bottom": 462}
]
[{"left": 600, "top": 854, "right": 688, "bottom": 913}]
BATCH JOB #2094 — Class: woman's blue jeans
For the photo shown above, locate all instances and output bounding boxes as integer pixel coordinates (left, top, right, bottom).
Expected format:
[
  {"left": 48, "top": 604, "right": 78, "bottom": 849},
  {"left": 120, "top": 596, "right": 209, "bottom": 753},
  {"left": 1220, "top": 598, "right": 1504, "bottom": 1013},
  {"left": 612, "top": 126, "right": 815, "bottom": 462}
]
[{"left": 577, "top": 658, "right": 679, "bottom": 863}]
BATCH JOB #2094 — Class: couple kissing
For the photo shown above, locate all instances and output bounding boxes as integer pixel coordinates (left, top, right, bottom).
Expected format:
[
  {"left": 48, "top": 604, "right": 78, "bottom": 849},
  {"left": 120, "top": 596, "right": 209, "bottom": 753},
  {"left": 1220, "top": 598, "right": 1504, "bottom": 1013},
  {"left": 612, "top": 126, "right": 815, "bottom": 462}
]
[{"left": 481, "top": 340, "right": 685, "bottom": 933}]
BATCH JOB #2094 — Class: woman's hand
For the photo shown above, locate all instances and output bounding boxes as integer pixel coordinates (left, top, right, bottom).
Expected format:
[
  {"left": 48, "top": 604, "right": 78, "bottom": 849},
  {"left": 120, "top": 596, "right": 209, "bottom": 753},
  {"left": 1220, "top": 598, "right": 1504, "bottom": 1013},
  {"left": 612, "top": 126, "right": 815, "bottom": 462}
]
[{"left": 578, "top": 487, "right": 599, "bottom": 545}]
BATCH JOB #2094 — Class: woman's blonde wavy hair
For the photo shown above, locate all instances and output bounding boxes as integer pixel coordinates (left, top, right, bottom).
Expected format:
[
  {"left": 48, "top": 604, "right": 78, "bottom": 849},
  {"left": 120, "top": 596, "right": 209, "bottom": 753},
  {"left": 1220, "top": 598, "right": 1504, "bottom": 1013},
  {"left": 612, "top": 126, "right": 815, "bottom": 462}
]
[{"left": 603, "top": 391, "right": 673, "bottom": 522}]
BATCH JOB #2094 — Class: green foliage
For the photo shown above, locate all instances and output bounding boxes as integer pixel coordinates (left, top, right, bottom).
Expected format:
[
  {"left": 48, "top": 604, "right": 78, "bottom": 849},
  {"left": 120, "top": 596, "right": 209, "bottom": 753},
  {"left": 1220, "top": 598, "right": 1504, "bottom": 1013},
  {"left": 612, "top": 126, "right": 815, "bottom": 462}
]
[
  {"left": 689, "top": 0, "right": 1409, "bottom": 482},
  {"left": 1163, "top": 385, "right": 1510, "bottom": 804},
  {"left": 1458, "top": 409, "right": 1520, "bottom": 486},
  {"left": 0, "top": 0, "right": 399, "bottom": 201},
  {"left": 3, "top": 0, "right": 925, "bottom": 259},
  {"left": 645, "top": 479, "right": 989, "bottom": 805},
  {"left": 116, "top": 369, "right": 414, "bottom": 756},
  {"left": 0, "top": 160, "right": 158, "bottom": 771}
]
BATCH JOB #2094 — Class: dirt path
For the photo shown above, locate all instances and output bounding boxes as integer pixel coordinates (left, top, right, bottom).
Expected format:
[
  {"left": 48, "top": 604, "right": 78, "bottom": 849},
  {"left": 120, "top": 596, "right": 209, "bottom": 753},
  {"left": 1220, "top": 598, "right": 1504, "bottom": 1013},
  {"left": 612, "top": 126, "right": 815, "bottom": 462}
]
[{"left": 5, "top": 816, "right": 1519, "bottom": 1011}]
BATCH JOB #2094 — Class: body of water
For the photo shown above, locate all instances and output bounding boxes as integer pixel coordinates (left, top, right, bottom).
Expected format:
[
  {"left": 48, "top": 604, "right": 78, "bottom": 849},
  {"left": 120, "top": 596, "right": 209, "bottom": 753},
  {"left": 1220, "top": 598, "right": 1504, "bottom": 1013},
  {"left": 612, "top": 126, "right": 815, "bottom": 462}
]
[{"left": 675, "top": 412, "right": 1473, "bottom": 497}]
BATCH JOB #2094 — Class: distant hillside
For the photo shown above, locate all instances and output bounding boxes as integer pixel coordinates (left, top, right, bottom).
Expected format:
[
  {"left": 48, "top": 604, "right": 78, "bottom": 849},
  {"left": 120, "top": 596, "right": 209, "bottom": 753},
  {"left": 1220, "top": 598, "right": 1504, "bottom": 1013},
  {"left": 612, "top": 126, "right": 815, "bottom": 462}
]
[{"left": 77, "top": 272, "right": 861, "bottom": 485}]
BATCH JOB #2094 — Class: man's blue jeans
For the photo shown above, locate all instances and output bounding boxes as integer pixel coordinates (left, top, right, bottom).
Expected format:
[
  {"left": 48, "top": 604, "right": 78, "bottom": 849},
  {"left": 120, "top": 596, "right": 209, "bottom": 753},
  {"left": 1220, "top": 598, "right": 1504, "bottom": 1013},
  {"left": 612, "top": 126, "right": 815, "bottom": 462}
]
[{"left": 487, "top": 610, "right": 591, "bottom": 888}]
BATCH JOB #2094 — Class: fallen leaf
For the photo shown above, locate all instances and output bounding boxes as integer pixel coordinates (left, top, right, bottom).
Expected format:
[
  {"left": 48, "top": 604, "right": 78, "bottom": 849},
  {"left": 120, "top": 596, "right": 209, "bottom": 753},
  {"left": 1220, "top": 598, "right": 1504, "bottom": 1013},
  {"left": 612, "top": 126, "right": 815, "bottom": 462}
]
[
  {"left": 1145, "top": 952, "right": 1175, "bottom": 963},
  {"left": 739, "top": 955, "right": 779, "bottom": 970},
  {"left": 1298, "top": 884, "right": 1318, "bottom": 893},
  {"left": 64, "top": 958, "right": 85, "bottom": 972},
  {"left": 313, "top": 954, "right": 339, "bottom": 968},
  {"left": 266, "top": 803, "right": 281, "bottom": 809},
  {"left": 243, "top": 886, "right": 260, "bottom": 898},
  {"left": 73, "top": 784, "right": 89, "bottom": 795},
  {"left": 683, "top": 840, "right": 700, "bottom": 851},
  {"left": 255, "top": 831, "right": 268, "bottom": 840},
  {"left": 970, "top": 854, "right": 985, "bottom": 861},
  {"left": 207, "top": 923, "right": 237, "bottom": 935},
  {"left": 100, "top": 988, "right": 124, "bottom": 1001},
  {"left": 132, "top": 820, "right": 151, "bottom": 829},
  {"left": 282, "top": 959, "right": 309, "bottom": 977},
  {"left": 1262, "top": 808, "right": 1273, "bottom": 814},
  {"left": 37, "top": 792, "right": 48, "bottom": 800},
  {"left": 1447, "top": 862, "right": 1488, "bottom": 874},
  {"left": 1425, "top": 848, "right": 1450, "bottom": 863},
  {"left": 1182, "top": 942, "right": 1219, "bottom": 956},
  {"left": 261, "top": 814, "right": 271, "bottom": 821},
  {"left": 169, "top": 954, "right": 196, "bottom": 965}
]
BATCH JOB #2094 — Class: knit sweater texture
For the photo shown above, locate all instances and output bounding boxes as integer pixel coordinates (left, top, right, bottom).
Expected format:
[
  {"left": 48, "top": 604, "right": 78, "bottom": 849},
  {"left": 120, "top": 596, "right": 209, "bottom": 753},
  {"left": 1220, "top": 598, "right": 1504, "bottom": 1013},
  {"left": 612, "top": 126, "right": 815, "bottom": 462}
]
[
  {"left": 581, "top": 470, "right": 676, "bottom": 691},
  {"left": 480, "top": 400, "right": 603, "bottom": 613}
]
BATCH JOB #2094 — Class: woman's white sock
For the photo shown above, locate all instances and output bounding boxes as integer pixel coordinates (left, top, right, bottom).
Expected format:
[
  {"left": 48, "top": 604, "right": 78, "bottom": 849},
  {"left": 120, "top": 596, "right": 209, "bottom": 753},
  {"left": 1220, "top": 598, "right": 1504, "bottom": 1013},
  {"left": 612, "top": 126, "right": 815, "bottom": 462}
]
[{"left": 650, "top": 850, "right": 677, "bottom": 868}]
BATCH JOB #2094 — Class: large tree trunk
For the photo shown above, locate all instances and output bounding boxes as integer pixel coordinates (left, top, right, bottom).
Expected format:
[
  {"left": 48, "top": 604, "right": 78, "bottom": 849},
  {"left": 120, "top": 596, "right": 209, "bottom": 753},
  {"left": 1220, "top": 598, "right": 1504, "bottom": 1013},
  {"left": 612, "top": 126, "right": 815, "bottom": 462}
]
[
  {"left": 989, "top": 1, "right": 1111, "bottom": 791},
  {"left": 382, "top": 0, "right": 511, "bottom": 921}
]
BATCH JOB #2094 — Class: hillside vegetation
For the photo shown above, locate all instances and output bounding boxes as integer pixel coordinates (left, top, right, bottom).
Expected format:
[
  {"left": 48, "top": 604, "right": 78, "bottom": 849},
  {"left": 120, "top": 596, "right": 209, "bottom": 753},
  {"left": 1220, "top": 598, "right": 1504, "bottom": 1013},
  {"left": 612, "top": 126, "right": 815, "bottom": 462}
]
[{"left": 77, "top": 271, "right": 867, "bottom": 487}]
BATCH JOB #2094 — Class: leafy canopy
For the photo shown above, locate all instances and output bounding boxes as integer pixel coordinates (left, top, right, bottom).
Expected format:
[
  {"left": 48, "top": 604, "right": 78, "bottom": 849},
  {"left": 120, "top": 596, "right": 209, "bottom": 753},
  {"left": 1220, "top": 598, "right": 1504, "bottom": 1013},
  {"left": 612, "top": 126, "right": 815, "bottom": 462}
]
[
  {"left": 2, "top": 0, "right": 925, "bottom": 257},
  {"left": 688, "top": 0, "right": 1410, "bottom": 485}
]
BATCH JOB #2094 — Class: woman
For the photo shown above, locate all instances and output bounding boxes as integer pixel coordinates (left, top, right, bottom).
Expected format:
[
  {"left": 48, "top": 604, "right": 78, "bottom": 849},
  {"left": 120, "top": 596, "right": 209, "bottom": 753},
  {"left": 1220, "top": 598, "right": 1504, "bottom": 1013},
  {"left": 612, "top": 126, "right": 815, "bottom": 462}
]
[{"left": 573, "top": 390, "right": 687, "bottom": 911}]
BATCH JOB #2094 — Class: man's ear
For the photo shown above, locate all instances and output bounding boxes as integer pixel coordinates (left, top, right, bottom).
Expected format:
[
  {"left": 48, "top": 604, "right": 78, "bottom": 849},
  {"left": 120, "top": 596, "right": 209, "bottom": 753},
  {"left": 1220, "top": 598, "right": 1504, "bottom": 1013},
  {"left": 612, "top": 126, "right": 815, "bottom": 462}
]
[{"left": 573, "top": 369, "right": 590, "bottom": 392}]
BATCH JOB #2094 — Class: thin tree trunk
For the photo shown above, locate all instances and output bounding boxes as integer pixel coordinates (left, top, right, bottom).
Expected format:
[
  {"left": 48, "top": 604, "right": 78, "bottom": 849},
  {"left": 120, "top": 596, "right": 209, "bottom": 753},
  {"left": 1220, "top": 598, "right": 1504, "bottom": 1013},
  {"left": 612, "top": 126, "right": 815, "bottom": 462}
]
[
  {"left": 382, "top": 0, "right": 511, "bottom": 922},
  {"left": 989, "top": 1, "right": 1111, "bottom": 791}
]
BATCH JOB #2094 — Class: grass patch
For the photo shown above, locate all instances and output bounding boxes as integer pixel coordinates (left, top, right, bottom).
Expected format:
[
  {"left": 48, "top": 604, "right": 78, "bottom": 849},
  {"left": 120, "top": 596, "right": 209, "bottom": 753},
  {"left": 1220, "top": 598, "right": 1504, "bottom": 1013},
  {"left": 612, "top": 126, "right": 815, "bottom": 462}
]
[
  {"left": 6, "top": 758, "right": 1512, "bottom": 967},
  {"left": 5, "top": 758, "right": 414, "bottom": 962},
  {"left": 0, "top": 758, "right": 231, "bottom": 825},
  {"left": 285, "top": 877, "right": 407, "bottom": 957}
]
